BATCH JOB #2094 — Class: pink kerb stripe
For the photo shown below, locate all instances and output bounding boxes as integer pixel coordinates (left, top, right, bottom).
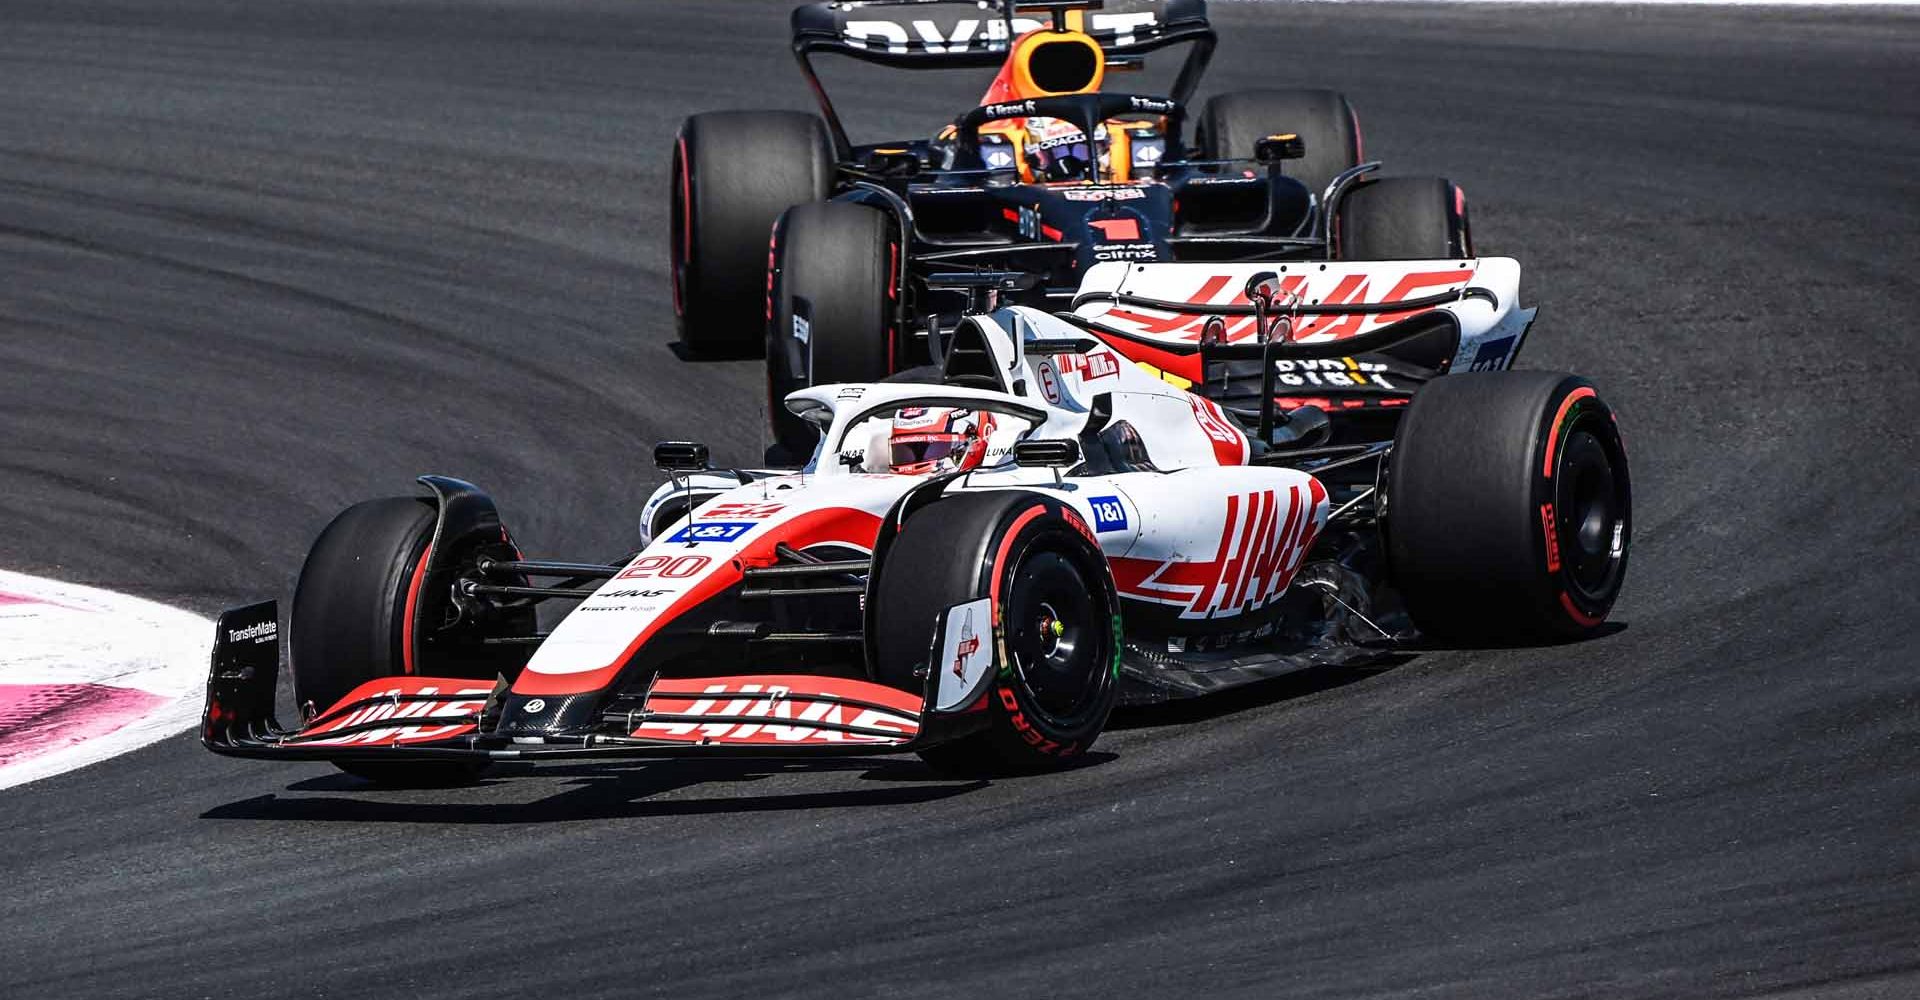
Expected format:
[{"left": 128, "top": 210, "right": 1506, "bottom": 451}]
[{"left": 0, "top": 683, "right": 168, "bottom": 768}]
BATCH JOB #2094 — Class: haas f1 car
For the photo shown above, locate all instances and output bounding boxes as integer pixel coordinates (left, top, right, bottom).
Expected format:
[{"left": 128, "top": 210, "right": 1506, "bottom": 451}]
[
  {"left": 204, "top": 256, "right": 1629, "bottom": 784},
  {"left": 664, "top": 0, "right": 1471, "bottom": 453}
]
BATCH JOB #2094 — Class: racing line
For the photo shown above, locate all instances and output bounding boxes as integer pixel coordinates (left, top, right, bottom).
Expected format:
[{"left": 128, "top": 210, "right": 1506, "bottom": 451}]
[{"left": 0, "top": 2, "right": 1916, "bottom": 997}]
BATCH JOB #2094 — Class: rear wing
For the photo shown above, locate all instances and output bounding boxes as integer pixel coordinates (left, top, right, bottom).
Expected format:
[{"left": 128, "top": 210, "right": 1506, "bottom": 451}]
[
  {"left": 791, "top": 0, "right": 1215, "bottom": 155},
  {"left": 1070, "top": 258, "right": 1527, "bottom": 360},
  {"left": 792, "top": 0, "right": 1210, "bottom": 66},
  {"left": 1068, "top": 258, "right": 1537, "bottom": 445}
]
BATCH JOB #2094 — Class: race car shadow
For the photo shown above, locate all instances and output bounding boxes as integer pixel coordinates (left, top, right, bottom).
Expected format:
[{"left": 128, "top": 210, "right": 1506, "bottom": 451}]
[
  {"left": 1110, "top": 621, "right": 1631, "bottom": 730},
  {"left": 199, "top": 757, "right": 992, "bottom": 825},
  {"left": 1398, "top": 620, "right": 1630, "bottom": 651},
  {"left": 1108, "top": 655, "right": 1417, "bottom": 731},
  {"left": 667, "top": 341, "right": 759, "bottom": 363}
]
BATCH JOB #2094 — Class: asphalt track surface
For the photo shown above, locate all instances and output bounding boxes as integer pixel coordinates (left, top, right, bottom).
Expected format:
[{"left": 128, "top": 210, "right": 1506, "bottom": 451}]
[{"left": 3, "top": 2, "right": 1918, "bottom": 997}]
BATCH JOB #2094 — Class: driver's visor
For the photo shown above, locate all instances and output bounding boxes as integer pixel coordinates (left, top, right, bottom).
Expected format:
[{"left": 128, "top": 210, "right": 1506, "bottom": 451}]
[
  {"left": 891, "top": 432, "right": 967, "bottom": 469},
  {"left": 1031, "top": 141, "right": 1092, "bottom": 175}
]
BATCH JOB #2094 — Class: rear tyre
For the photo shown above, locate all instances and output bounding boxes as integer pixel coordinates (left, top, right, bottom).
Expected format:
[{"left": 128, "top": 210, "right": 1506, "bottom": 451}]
[
  {"left": 1387, "top": 371, "right": 1631, "bottom": 643},
  {"left": 1196, "top": 88, "right": 1361, "bottom": 197},
  {"left": 671, "top": 110, "right": 833, "bottom": 357},
  {"left": 874, "top": 492, "right": 1118, "bottom": 776},
  {"left": 291, "top": 497, "right": 490, "bottom": 785},
  {"left": 766, "top": 201, "right": 897, "bottom": 456},
  {"left": 1336, "top": 175, "right": 1472, "bottom": 260}
]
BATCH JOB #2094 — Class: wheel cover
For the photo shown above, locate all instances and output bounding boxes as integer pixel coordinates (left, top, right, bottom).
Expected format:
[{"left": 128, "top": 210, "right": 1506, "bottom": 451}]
[
  {"left": 1006, "top": 549, "right": 1106, "bottom": 725},
  {"left": 1555, "top": 423, "right": 1628, "bottom": 604}
]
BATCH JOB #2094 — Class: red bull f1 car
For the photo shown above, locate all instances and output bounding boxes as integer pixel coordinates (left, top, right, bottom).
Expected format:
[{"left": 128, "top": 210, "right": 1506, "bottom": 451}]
[
  {"left": 203, "top": 257, "right": 1630, "bottom": 783},
  {"left": 663, "top": 0, "right": 1472, "bottom": 455}
]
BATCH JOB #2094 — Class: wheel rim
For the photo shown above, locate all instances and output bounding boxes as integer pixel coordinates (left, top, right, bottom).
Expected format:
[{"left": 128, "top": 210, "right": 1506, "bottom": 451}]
[
  {"left": 1006, "top": 550, "right": 1105, "bottom": 724},
  {"left": 1555, "top": 425, "right": 1627, "bottom": 603}
]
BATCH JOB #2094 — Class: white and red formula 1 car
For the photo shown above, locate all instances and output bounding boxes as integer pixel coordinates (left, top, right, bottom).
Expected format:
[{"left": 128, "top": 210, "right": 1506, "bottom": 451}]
[{"left": 204, "top": 261, "right": 1628, "bottom": 781}]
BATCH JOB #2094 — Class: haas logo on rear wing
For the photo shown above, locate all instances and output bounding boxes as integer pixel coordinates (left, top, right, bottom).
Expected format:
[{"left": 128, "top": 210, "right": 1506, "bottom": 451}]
[{"left": 1080, "top": 267, "right": 1477, "bottom": 346}]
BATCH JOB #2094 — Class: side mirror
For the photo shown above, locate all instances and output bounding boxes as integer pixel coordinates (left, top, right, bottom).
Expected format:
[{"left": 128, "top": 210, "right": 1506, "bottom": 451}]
[
  {"left": 653, "top": 441, "right": 710, "bottom": 472},
  {"left": 1267, "top": 404, "right": 1331, "bottom": 450},
  {"left": 1199, "top": 315, "right": 1227, "bottom": 348},
  {"left": 1244, "top": 271, "right": 1282, "bottom": 308},
  {"left": 1254, "top": 133, "right": 1305, "bottom": 165},
  {"left": 1012, "top": 438, "right": 1081, "bottom": 469},
  {"left": 1022, "top": 334, "right": 1103, "bottom": 356},
  {"left": 863, "top": 147, "right": 921, "bottom": 179}
]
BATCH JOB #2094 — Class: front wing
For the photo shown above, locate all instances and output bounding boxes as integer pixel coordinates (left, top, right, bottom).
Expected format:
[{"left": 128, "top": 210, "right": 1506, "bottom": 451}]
[{"left": 202, "top": 602, "right": 969, "bottom": 765}]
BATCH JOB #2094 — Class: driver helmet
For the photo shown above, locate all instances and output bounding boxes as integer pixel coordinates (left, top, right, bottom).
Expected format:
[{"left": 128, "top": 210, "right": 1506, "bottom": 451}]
[
  {"left": 889, "top": 407, "right": 993, "bottom": 475},
  {"left": 1024, "top": 118, "right": 1109, "bottom": 183}
]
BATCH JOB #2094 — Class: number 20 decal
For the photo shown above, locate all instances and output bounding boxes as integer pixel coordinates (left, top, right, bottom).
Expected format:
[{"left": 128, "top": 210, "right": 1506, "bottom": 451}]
[{"left": 617, "top": 554, "right": 711, "bottom": 580}]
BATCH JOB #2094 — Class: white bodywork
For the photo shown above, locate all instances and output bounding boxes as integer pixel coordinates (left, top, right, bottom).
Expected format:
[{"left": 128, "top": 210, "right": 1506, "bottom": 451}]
[
  {"left": 522, "top": 257, "right": 1537, "bottom": 694},
  {"left": 1073, "top": 257, "right": 1536, "bottom": 375},
  {"left": 516, "top": 304, "right": 1334, "bottom": 695}
]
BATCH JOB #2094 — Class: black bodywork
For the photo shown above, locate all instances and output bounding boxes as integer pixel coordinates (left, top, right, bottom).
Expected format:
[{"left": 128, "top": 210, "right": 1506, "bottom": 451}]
[{"left": 781, "top": 0, "right": 1372, "bottom": 363}]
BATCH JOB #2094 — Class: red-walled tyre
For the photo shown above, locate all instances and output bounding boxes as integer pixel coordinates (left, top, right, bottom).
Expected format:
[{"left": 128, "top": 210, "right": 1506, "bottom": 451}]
[
  {"left": 765, "top": 201, "right": 897, "bottom": 457},
  {"left": 1337, "top": 175, "right": 1472, "bottom": 260},
  {"left": 1387, "top": 371, "right": 1631, "bottom": 643},
  {"left": 874, "top": 491, "right": 1119, "bottom": 776},
  {"left": 670, "top": 110, "right": 832, "bottom": 357},
  {"left": 1197, "top": 88, "right": 1361, "bottom": 198},
  {"left": 291, "top": 497, "right": 528, "bottom": 785}
]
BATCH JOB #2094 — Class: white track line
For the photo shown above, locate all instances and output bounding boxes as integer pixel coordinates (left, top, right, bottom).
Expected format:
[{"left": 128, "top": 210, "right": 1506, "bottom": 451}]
[{"left": 0, "top": 570, "right": 211, "bottom": 792}]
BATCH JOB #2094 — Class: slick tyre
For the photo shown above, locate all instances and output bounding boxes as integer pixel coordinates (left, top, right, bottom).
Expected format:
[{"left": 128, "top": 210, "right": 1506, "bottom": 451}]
[
  {"left": 291, "top": 497, "right": 489, "bottom": 785},
  {"left": 670, "top": 110, "right": 833, "bottom": 357},
  {"left": 1196, "top": 88, "right": 1361, "bottom": 197},
  {"left": 874, "top": 492, "right": 1119, "bottom": 776},
  {"left": 1387, "top": 372, "right": 1631, "bottom": 643},
  {"left": 1336, "top": 175, "right": 1472, "bottom": 260},
  {"left": 766, "top": 201, "right": 897, "bottom": 456}
]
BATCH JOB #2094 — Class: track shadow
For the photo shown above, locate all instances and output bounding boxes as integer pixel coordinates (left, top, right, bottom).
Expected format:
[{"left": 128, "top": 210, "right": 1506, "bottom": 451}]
[
  {"left": 1111, "top": 621, "right": 1631, "bottom": 731},
  {"left": 203, "top": 756, "right": 991, "bottom": 825},
  {"left": 195, "top": 625, "right": 1629, "bottom": 821},
  {"left": 667, "top": 341, "right": 759, "bottom": 363}
]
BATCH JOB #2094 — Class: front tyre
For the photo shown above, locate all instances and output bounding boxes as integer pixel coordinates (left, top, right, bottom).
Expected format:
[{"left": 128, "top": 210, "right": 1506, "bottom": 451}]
[
  {"left": 1196, "top": 88, "right": 1361, "bottom": 197},
  {"left": 1387, "top": 371, "right": 1631, "bottom": 643},
  {"left": 670, "top": 110, "right": 833, "bottom": 357},
  {"left": 291, "top": 497, "right": 491, "bottom": 785},
  {"left": 1336, "top": 175, "right": 1472, "bottom": 260},
  {"left": 873, "top": 492, "right": 1118, "bottom": 776},
  {"left": 766, "top": 201, "right": 897, "bottom": 456}
]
